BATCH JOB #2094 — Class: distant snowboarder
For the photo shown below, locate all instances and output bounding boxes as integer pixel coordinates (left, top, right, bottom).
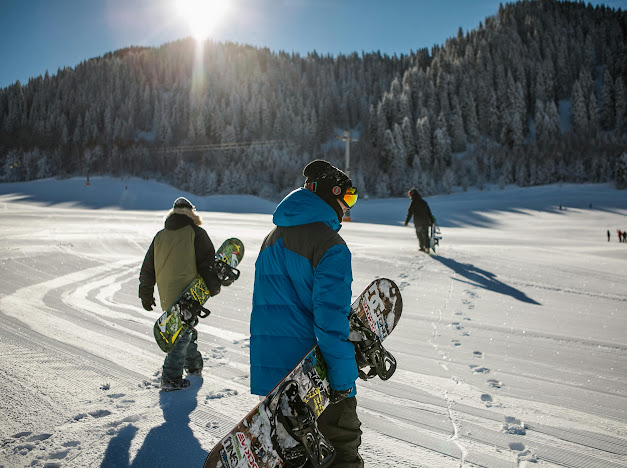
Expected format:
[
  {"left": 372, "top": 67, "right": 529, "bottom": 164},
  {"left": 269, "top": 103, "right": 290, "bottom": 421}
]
[{"left": 404, "top": 188, "right": 435, "bottom": 253}]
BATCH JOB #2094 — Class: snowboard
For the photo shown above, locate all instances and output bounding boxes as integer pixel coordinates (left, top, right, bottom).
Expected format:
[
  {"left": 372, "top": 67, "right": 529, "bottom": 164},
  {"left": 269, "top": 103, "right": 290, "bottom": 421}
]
[
  {"left": 429, "top": 224, "right": 442, "bottom": 253},
  {"left": 153, "top": 238, "right": 244, "bottom": 353},
  {"left": 203, "top": 278, "right": 402, "bottom": 468}
]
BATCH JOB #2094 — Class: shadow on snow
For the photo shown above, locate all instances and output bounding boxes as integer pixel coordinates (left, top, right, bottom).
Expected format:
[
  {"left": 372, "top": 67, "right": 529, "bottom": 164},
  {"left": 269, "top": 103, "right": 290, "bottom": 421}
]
[
  {"left": 431, "top": 255, "right": 541, "bottom": 305},
  {"left": 101, "top": 377, "right": 208, "bottom": 468}
]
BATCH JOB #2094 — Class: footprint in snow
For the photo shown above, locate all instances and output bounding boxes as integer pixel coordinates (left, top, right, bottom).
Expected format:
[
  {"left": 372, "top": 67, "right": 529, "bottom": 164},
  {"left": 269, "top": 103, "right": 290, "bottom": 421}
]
[
  {"left": 503, "top": 416, "right": 527, "bottom": 435},
  {"left": 469, "top": 365, "right": 490, "bottom": 373},
  {"left": 473, "top": 351, "right": 484, "bottom": 358},
  {"left": 48, "top": 449, "right": 70, "bottom": 460},
  {"left": 488, "top": 379, "right": 504, "bottom": 388},
  {"left": 205, "top": 388, "right": 239, "bottom": 400},
  {"left": 12, "top": 434, "right": 54, "bottom": 456},
  {"left": 452, "top": 340, "right": 461, "bottom": 346},
  {"left": 234, "top": 338, "right": 251, "bottom": 348},
  {"left": 62, "top": 441, "right": 81, "bottom": 448},
  {"left": 481, "top": 394, "right": 493, "bottom": 406},
  {"left": 509, "top": 442, "right": 526, "bottom": 451},
  {"left": 518, "top": 450, "right": 539, "bottom": 465},
  {"left": 88, "top": 409, "right": 111, "bottom": 418},
  {"left": 450, "top": 322, "right": 464, "bottom": 330},
  {"left": 25, "top": 434, "right": 51, "bottom": 442}
]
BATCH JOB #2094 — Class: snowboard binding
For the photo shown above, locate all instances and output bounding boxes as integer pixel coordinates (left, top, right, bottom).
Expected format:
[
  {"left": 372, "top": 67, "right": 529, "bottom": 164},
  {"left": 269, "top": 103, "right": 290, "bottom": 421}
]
[
  {"left": 349, "top": 314, "right": 397, "bottom": 381},
  {"left": 268, "top": 380, "right": 335, "bottom": 468},
  {"left": 215, "top": 258, "right": 240, "bottom": 286},
  {"left": 178, "top": 297, "right": 211, "bottom": 327}
]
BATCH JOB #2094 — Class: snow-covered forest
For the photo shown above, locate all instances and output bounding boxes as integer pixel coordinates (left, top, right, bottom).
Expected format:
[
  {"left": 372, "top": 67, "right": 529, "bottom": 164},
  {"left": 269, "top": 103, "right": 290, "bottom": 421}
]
[{"left": 0, "top": 0, "right": 625, "bottom": 198}]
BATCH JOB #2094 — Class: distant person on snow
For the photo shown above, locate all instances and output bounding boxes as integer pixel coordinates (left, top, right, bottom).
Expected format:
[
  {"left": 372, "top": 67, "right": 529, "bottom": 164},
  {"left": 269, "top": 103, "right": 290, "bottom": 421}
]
[
  {"left": 618, "top": 230, "right": 624, "bottom": 243},
  {"left": 404, "top": 188, "right": 435, "bottom": 253},
  {"left": 139, "top": 197, "right": 222, "bottom": 391},
  {"left": 250, "top": 159, "right": 363, "bottom": 467},
  {"left": 607, "top": 230, "right": 611, "bottom": 242}
]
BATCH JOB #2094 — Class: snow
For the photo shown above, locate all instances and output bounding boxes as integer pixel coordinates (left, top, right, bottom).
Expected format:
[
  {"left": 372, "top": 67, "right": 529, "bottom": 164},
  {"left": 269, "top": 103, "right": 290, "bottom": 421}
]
[{"left": 1, "top": 177, "right": 626, "bottom": 468}]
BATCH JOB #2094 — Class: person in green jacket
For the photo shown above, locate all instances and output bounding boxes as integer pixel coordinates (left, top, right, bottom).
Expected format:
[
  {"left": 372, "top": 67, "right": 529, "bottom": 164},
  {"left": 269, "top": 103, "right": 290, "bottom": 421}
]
[{"left": 139, "top": 197, "right": 222, "bottom": 391}]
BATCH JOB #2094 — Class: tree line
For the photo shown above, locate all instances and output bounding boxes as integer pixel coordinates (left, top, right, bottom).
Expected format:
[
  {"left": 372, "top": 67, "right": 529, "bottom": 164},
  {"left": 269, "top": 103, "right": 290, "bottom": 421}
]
[{"left": 0, "top": 0, "right": 625, "bottom": 198}]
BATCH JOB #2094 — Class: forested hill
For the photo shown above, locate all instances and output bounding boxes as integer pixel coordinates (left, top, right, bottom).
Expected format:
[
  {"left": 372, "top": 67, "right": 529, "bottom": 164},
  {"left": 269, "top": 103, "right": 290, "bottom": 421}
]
[{"left": 0, "top": 0, "right": 625, "bottom": 198}]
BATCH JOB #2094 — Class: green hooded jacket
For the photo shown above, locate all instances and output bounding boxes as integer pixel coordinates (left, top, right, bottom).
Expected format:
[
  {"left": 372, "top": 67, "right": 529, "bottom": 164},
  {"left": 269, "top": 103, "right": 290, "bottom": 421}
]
[{"left": 139, "top": 210, "right": 221, "bottom": 310}]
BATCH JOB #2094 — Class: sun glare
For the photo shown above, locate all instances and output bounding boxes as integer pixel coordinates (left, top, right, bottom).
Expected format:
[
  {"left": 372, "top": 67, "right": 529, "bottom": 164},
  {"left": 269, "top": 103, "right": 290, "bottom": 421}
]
[{"left": 176, "top": 0, "right": 230, "bottom": 41}]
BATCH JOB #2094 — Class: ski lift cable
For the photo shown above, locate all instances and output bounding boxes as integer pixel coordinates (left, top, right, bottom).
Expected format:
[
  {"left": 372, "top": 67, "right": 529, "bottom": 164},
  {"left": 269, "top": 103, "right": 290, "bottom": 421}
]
[{"left": 157, "top": 139, "right": 297, "bottom": 154}]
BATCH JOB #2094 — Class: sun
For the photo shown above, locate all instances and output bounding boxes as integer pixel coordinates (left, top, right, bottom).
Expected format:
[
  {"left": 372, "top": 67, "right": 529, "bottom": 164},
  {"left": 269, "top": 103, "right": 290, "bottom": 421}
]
[{"left": 176, "top": 0, "right": 230, "bottom": 41}]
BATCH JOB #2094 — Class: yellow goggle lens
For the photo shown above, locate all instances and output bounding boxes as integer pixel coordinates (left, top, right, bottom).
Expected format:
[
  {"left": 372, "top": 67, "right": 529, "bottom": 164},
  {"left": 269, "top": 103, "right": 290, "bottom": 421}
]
[{"left": 343, "top": 187, "right": 358, "bottom": 208}]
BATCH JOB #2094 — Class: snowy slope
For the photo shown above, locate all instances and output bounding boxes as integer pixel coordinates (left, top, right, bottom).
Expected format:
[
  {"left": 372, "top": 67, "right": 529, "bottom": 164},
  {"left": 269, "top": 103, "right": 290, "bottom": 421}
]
[{"left": 0, "top": 178, "right": 626, "bottom": 468}]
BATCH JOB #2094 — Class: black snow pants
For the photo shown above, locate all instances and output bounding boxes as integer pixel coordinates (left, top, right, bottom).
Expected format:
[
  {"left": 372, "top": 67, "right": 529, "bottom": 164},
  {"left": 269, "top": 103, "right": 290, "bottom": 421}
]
[
  {"left": 414, "top": 224, "right": 430, "bottom": 250},
  {"left": 306, "top": 397, "right": 363, "bottom": 468}
]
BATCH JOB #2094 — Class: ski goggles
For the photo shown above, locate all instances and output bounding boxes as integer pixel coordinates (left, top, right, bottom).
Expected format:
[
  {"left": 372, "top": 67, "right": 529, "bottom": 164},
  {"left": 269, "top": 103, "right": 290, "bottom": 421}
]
[{"left": 342, "top": 187, "right": 358, "bottom": 208}]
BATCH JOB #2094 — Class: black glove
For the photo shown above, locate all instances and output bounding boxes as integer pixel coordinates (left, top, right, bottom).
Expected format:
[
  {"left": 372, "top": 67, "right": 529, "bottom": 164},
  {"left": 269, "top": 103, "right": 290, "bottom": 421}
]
[
  {"left": 329, "top": 387, "right": 353, "bottom": 404},
  {"left": 142, "top": 297, "right": 156, "bottom": 311}
]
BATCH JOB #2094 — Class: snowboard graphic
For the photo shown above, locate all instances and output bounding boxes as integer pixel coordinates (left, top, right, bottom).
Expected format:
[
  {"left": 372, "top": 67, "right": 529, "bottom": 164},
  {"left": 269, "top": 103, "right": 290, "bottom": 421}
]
[
  {"left": 153, "top": 238, "right": 244, "bottom": 353},
  {"left": 430, "top": 224, "right": 442, "bottom": 253},
  {"left": 203, "top": 278, "right": 402, "bottom": 468}
]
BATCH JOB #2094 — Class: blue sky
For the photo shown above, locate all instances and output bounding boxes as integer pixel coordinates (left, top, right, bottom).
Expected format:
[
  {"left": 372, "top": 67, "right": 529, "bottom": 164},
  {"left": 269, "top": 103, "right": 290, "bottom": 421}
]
[{"left": 0, "top": 0, "right": 623, "bottom": 89}]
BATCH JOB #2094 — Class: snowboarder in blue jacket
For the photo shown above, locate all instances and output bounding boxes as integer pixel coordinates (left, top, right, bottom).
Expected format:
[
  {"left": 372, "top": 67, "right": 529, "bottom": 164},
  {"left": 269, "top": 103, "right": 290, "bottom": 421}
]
[{"left": 250, "top": 159, "right": 363, "bottom": 467}]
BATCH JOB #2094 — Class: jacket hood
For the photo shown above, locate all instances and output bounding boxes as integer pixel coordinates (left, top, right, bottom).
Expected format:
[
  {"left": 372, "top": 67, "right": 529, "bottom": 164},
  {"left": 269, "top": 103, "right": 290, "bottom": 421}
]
[
  {"left": 165, "top": 207, "right": 202, "bottom": 229},
  {"left": 273, "top": 188, "right": 341, "bottom": 231},
  {"left": 164, "top": 211, "right": 197, "bottom": 230},
  {"left": 409, "top": 188, "right": 422, "bottom": 200}
]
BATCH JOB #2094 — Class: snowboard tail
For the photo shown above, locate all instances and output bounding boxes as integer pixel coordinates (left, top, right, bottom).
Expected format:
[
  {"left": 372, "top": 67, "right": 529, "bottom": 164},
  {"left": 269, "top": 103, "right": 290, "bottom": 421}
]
[
  {"left": 153, "top": 238, "right": 244, "bottom": 353},
  {"left": 203, "top": 278, "right": 402, "bottom": 468},
  {"left": 430, "top": 224, "right": 442, "bottom": 253}
]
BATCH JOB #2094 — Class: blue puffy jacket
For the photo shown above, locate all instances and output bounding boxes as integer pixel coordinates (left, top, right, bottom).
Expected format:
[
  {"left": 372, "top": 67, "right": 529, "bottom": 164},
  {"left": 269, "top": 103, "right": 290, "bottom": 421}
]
[{"left": 250, "top": 188, "right": 358, "bottom": 397}]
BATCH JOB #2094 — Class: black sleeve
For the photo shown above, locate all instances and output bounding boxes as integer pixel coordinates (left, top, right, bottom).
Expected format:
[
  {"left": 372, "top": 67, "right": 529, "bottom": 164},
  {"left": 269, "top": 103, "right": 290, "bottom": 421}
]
[
  {"left": 405, "top": 201, "right": 414, "bottom": 224},
  {"left": 138, "top": 239, "right": 156, "bottom": 300},
  {"left": 193, "top": 226, "right": 221, "bottom": 296}
]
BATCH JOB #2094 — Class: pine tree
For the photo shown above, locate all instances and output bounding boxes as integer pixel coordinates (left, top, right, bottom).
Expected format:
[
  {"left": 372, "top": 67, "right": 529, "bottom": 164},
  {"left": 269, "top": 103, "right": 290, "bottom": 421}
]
[
  {"left": 614, "top": 77, "right": 625, "bottom": 133},
  {"left": 600, "top": 69, "right": 615, "bottom": 130},
  {"left": 588, "top": 90, "right": 599, "bottom": 138},
  {"left": 415, "top": 116, "right": 432, "bottom": 171},
  {"left": 449, "top": 99, "right": 466, "bottom": 152},
  {"left": 535, "top": 100, "right": 549, "bottom": 146},
  {"left": 433, "top": 113, "right": 452, "bottom": 175},
  {"left": 401, "top": 117, "right": 416, "bottom": 158},
  {"left": 614, "top": 153, "right": 627, "bottom": 189},
  {"left": 571, "top": 81, "right": 588, "bottom": 135}
]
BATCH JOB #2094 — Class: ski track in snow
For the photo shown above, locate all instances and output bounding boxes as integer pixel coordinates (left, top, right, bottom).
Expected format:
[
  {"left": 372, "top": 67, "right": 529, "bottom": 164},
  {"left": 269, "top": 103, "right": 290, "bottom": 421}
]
[{"left": 1, "top": 180, "right": 627, "bottom": 467}]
